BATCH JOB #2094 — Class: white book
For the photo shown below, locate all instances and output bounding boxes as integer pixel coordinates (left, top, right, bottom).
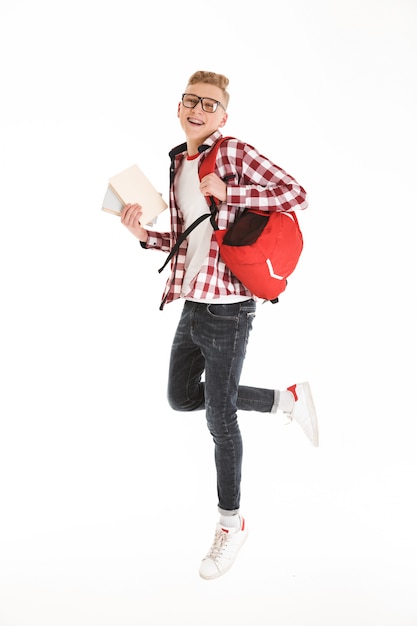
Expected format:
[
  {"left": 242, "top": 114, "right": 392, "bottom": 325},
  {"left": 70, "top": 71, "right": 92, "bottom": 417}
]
[{"left": 101, "top": 164, "right": 167, "bottom": 225}]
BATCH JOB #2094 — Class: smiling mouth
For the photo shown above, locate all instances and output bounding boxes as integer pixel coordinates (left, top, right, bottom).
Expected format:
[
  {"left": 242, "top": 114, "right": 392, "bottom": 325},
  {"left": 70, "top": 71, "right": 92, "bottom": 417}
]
[{"left": 188, "top": 117, "right": 204, "bottom": 126}]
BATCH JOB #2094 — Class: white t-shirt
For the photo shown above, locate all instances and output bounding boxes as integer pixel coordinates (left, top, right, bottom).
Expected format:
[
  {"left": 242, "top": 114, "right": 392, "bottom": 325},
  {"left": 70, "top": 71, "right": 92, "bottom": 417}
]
[{"left": 176, "top": 154, "right": 213, "bottom": 298}]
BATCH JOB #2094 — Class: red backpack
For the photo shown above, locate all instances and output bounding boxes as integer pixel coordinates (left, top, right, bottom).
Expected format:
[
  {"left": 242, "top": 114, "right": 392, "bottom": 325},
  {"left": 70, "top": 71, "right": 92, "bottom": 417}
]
[
  {"left": 199, "top": 137, "right": 304, "bottom": 302},
  {"left": 159, "top": 137, "right": 304, "bottom": 303}
]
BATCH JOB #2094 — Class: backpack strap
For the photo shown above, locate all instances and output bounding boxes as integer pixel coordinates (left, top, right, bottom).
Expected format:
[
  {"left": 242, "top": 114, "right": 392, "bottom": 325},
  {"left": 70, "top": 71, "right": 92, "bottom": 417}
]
[
  {"left": 199, "top": 136, "right": 234, "bottom": 219},
  {"left": 158, "top": 211, "right": 212, "bottom": 273}
]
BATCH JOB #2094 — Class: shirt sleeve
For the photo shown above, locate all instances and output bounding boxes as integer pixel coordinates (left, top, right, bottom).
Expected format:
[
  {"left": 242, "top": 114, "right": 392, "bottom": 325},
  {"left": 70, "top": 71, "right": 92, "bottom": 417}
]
[
  {"left": 141, "top": 230, "right": 171, "bottom": 252},
  {"left": 225, "top": 141, "right": 308, "bottom": 212}
]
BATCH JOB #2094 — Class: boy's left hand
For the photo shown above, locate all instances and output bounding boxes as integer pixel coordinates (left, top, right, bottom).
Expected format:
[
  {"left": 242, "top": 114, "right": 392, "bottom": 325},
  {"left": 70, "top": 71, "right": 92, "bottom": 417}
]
[{"left": 200, "top": 173, "right": 227, "bottom": 202}]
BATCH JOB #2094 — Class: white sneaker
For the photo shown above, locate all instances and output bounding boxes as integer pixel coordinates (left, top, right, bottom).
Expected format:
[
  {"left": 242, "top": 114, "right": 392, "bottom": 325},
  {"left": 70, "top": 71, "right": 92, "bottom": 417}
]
[
  {"left": 199, "top": 517, "right": 248, "bottom": 580},
  {"left": 287, "top": 382, "right": 319, "bottom": 447}
]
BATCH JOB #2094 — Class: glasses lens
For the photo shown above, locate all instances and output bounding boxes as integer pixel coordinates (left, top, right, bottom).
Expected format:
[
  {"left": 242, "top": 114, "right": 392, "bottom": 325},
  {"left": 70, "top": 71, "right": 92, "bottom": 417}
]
[
  {"left": 201, "top": 98, "right": 218, "bottom": 113},
  {"left": 182, "top": 94, "right": 199, "bottom": 108}
]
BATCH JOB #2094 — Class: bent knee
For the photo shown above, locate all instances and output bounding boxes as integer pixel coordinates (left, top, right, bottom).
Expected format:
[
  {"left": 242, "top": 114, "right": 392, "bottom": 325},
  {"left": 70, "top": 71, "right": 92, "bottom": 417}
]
[
  {"left": 167, "top": 388, "right": 204, "bottom": 412},
  {"left": 167, "top": 394, "right": 188, "bottom": 412}
]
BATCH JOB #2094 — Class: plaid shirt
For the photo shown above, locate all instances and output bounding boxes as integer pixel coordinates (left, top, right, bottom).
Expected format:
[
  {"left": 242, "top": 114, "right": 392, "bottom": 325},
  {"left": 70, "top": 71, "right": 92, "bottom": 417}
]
[{"left": 144, "top": 130, "right": 308, "bottom": 309}]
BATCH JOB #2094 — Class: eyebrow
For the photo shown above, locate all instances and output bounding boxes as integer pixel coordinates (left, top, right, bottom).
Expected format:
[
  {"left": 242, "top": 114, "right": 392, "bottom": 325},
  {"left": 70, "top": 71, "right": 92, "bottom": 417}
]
[{"left": 186, "top": 93, "right": 217, "bottom": 100}]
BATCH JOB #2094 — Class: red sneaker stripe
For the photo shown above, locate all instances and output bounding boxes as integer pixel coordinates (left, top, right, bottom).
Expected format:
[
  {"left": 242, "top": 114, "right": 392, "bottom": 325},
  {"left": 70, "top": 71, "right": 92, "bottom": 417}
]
[{"left": 287, "top": 384, "right": 298, "bottom": 402}]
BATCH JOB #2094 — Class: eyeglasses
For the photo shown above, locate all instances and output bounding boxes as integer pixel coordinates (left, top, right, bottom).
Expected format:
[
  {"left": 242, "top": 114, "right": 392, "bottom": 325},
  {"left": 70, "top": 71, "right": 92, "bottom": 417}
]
[{"left": 181, "top": 93, "right": 226, "bottom": 113}]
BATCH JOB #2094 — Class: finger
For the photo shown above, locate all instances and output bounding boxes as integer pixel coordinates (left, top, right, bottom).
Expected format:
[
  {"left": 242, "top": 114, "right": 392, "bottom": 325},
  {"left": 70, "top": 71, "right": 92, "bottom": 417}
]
[{"left": 123, "top": 204, "right": 142, "bottom": 220}]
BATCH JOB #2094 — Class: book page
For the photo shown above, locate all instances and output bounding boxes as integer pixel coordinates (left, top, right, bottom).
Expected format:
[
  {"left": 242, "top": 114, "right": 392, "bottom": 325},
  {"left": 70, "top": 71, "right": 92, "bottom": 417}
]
[
  {"left": 101, "top": 186, "right": 124, "bottom": 216},
  {"left": 102, "top": 164, "right": 168, "bottom": 226}
]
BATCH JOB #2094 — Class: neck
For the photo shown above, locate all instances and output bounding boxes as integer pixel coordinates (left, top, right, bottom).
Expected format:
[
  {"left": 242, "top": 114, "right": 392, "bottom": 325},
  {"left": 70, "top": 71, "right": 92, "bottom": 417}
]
[{"left": 187, "top": 139, "right": 200, "bottom": 157}]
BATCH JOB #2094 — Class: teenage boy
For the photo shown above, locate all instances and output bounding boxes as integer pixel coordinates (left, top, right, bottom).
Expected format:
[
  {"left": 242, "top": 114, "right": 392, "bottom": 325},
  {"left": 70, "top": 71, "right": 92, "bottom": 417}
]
[{"left": 121, "top": 71, "right": 318, "bottom": 580}]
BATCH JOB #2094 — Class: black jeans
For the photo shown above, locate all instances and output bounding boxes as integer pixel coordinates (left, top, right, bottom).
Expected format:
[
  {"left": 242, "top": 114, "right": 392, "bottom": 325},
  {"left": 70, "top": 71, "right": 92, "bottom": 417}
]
[{"left": 167, "top": 299, "right": 274, "bottom": 513}]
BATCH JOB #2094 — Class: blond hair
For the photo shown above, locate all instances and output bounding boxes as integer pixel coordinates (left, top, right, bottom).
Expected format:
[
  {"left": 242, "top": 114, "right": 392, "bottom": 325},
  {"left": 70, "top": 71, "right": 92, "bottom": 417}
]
[{"left": 186, "top": 71, "right": 230, "bottom": 108}]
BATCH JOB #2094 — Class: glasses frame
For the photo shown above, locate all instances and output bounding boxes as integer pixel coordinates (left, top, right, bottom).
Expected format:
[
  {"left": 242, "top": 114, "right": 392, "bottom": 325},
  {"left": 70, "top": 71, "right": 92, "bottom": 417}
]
[{"left": 181, "top": 93, "right": 226, "bottom": 113}]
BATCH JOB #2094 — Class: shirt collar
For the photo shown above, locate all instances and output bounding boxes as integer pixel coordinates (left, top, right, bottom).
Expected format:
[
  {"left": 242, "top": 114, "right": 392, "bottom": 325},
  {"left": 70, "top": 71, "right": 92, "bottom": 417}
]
[{"left": 169, "top": 130, "right": 223, "bottom": 159}]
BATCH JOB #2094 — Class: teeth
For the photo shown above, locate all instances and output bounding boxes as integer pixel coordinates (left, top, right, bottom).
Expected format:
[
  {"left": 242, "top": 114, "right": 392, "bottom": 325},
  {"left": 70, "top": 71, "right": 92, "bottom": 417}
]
[{"left": 188, "top": 117, "right": 204, "bottom": 125}]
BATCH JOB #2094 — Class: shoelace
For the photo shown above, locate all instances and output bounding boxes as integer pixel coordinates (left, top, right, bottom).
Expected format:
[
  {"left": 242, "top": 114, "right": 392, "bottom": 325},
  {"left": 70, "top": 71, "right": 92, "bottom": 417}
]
[{"left": 206, "top": 528, "right": 230, "bottom": 561}]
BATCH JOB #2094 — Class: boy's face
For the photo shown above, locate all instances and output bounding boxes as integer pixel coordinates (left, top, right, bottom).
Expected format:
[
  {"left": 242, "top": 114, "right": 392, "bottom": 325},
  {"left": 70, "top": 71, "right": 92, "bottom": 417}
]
[{"left": 178, "top": 82, "right": 228, "bottom": 149}]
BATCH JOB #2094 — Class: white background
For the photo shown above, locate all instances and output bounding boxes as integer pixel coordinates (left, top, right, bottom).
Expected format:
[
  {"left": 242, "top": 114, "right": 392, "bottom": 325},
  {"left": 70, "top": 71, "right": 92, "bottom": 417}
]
[{"left": 0, "top": 1, "right": 416, "bottom": 624}]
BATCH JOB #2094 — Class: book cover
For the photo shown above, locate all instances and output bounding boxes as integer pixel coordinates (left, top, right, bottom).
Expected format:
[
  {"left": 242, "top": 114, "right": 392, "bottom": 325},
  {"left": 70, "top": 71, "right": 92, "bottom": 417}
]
[{"left": 101, "top": 164, "right": 167, "bottom": 225}]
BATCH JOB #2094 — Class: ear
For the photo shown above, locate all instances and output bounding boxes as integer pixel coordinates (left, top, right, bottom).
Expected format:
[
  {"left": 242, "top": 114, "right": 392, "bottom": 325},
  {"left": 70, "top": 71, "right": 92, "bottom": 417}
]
[
  {"left": 218, "top": 112, "right": 228, "bottom": 128},
  {"left": 177, "top": 102, "right": 181, "bottom": 117}
]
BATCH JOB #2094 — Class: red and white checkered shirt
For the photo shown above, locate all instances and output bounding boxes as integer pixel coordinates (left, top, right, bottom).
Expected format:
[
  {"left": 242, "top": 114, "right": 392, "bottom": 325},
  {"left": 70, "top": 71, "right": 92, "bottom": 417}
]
[{"left": 143, "top": 130, "right": 308, "bottom": 309}]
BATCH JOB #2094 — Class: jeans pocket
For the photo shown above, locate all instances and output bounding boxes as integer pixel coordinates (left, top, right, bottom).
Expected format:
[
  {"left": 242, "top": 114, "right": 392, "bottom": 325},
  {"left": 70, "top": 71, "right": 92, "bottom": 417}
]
[{"left": 206, "top": 302, "right": 242, "bottom": 320}]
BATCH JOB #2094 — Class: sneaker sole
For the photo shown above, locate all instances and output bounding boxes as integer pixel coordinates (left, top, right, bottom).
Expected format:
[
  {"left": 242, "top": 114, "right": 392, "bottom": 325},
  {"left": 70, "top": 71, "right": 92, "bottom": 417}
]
[
  {"left": 199, "top": 531, "right": 248, "bottom": 580},
  {"left": 301, "top": 382, "right": 319, "bottom": 447}
]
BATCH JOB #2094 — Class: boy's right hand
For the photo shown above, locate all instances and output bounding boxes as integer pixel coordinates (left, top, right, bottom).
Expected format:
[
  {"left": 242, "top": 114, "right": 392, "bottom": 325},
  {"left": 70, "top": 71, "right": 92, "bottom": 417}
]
[{"left": 121, "top": 203, "right": 148, "bottom": 243}]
